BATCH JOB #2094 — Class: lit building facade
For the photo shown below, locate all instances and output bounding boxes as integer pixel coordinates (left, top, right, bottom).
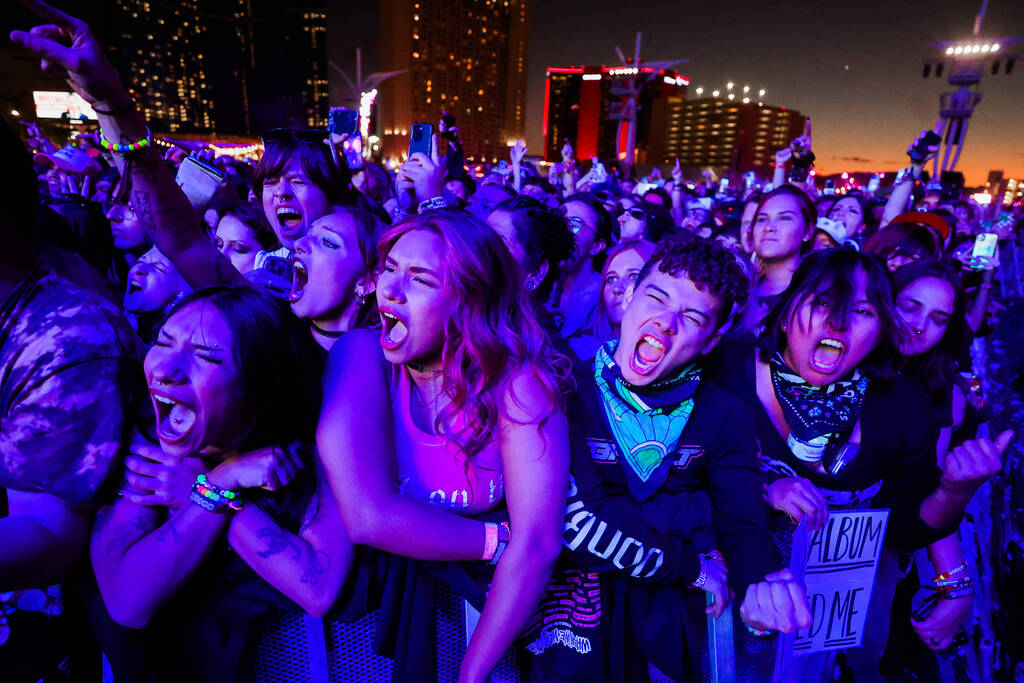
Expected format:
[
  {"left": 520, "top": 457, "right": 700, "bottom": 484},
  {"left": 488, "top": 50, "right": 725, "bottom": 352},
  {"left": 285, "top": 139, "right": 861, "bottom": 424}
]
[
  {"left": 379, "top": 0, "right": 530, "bottom": 163},
  {"left": 646, "top": 97, "right": 807, "bottom": 174},
  {"left": 542, "top": 65, "right": 690, "bottom": 163},
  {"left": 109, "top": 0, "right": 328, "bottom": 136},
  {"left": 110, "top": 0, "right": 214, "bottom": 133}
]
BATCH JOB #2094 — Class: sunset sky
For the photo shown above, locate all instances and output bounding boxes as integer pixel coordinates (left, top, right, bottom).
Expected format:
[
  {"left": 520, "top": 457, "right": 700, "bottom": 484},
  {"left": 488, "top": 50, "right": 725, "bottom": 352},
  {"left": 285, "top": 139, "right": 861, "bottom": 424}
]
[{"left": 525, "top": 0, "right": 1024, "bottom": 185}]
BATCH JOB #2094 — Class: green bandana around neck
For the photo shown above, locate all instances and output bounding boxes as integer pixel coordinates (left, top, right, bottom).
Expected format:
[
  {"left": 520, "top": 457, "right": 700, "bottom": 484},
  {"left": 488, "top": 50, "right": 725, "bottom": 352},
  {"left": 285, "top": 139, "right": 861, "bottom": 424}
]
[{"left": 593, "top": 341, "right": 702, "bottom": 501}]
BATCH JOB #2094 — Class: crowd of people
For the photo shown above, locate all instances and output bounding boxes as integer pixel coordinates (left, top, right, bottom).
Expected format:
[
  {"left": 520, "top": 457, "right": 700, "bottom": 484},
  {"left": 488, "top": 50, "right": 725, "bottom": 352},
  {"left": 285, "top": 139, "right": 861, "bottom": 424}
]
[{"left": 2, "top": 2, "right": 1021, "bottom": 682}]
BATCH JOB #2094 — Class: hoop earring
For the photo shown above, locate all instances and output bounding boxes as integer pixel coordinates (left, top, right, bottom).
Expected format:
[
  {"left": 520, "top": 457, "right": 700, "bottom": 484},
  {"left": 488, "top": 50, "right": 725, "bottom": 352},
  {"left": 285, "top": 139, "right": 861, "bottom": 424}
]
[{"left": 525, "top": 279, "right": 537, "bottom": 291}]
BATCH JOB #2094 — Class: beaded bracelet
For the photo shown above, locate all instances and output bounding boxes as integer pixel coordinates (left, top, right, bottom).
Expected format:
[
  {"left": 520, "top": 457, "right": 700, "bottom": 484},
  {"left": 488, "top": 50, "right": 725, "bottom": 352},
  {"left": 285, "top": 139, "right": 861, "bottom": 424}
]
[
  {"left": 934, "top": 561, "right": 968, "bottom": 584},
  {"left": 745, "top": 624, "right": 776, "bottom": 638},
  {"left": 99, "top": 126, "right": 153, "bottom": 155},
  {"left": 190, "top": 473, "right": 243, "bottom": 513}
]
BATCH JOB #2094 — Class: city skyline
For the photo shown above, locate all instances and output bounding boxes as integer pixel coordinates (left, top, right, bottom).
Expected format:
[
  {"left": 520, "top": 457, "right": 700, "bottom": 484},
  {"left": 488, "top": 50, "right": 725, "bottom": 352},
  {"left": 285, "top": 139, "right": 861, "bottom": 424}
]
[
  {"left": 2, "top": 1, "right": 1022, "bottom": 185},
  {"left": 525, "top": 0, "right": 1024, "bottom": 185}
]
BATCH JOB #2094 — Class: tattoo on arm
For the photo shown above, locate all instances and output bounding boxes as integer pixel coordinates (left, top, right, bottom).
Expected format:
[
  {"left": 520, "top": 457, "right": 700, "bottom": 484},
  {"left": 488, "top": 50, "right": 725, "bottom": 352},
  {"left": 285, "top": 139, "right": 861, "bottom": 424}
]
[
  {"left": 104, "top": 513, "right": 159, "bottom": 557},
  {"left": 256, "top": 526, "right": 303, "bottom": 562},
  {"left": 132, "top": 190, "right": 156, "bottom": 232},
  {"left": 156, "top": 514, "right": 185, "bottom": 544},
  {"left": 301, "top": 548, "right": 330, "bottom": 586},
  {"left": 254, "top": 526, "right": 330, "bottom": 585}
]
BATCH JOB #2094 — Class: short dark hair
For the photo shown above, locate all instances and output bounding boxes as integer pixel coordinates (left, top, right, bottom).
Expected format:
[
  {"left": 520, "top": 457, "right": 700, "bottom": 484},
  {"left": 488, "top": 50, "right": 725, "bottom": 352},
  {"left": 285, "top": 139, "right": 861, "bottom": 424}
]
[
  {"left": 253, "top": 136, "right": 353, "bottom": 206},
  {"left": 493, "top": 195, "right": 574, "bottom": 300},
  {"left": 757, "top": 247, "right": 903, "bottom": 379},
  {"left": 635, "top": 233, "right": 750, "bottom": 327}
]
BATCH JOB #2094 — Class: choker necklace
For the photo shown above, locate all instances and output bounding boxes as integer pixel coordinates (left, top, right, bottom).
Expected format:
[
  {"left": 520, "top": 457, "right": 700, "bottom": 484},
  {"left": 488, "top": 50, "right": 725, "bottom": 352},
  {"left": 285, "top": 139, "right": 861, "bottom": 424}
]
[{"left": 310, "top": 321, "right": 345, "bottom": 338}]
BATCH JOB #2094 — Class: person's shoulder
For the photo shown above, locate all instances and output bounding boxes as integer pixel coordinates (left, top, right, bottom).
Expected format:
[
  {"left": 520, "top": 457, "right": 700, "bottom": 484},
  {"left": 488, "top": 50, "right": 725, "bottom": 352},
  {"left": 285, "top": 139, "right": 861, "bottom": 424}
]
[
  {"left": 14, "top": 272, "right": 137, "bottom": 354},
  {"left": 323, "top": 328, "right": 389, "bottom": 382},
  {"left": 326, "top": 327, "right": 386, "bottom": 361}
]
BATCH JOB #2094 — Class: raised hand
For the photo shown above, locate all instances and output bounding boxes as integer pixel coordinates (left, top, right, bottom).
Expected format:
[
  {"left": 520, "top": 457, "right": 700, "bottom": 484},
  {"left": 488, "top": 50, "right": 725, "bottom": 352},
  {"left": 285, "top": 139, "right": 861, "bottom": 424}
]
[
  {"left": 510, "top": 139, "right": 527, "bottom": 166},
  {"left": 671, "top": 157, "right": 683, "bottom": 185},
  {"left": 907, "top": 119, "right": 944, "bottom": 167},
  {"left": 400, "top": 133, "right": 444, "bottom": 203},
  {"left": 765, "top": 477, "right": 829, "bottom": 531},
  {"left": 774, "top": 147, "right": 793, "bottom": 166},
  {"left": 10, "top": 0, "right": 131, "bottom": 110},
  {"left": 560, "top": 139, "right": 574, "bottom": 164},
  {"left": 940, "top": 430, "right": 1011, "bottom": 496},
  {"left": 791, "top": 119, "right": 812, "bottom": 156},
  {"left": 739, "top": 568, "right": 812, "bottom": 633}
]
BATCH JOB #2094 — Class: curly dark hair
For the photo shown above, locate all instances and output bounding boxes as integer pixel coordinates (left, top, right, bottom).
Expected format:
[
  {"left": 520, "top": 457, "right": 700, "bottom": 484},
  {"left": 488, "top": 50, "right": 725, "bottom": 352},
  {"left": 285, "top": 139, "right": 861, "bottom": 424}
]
[
  {"left": 635, "top": 233, "right": 750, "bottom": 327},
  {"left": 493, "top": 195, "right": 575, "bottom": 301}
]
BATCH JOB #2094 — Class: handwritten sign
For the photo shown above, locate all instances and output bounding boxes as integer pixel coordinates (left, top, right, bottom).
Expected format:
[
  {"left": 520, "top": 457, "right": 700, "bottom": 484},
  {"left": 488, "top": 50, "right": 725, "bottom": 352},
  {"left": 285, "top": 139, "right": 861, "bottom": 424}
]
[{"left": 793, "top": 509, "right": 889, "bottom": 655}]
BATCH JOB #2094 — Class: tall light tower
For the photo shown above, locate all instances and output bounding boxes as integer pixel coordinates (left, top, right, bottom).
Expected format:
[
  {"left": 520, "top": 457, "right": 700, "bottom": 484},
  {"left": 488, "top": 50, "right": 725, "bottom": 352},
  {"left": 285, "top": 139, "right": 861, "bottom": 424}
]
[
  {"left": 607, "top": 33, "right": 687, "bottom": 176},
  {"left": 921, "top": 0, "right": 1021, "bottom": 176}
]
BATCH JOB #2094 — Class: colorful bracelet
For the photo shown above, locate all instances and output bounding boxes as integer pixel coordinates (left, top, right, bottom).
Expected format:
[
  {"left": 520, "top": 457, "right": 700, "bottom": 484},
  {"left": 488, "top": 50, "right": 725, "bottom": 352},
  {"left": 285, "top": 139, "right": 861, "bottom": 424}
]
[
  {"left": 417, "top": 196, "right": 448, "bottom": 213},
  {"left": 934, "top": 562, "right": 968, "bottom": 584},
  {"left": 99, "top": 126, "right": 153, "bottom": 155},
  {"left": 482, "top": 522, "right": 499, "bottom": 561},
  {"left": 745, "top": 624, "right": 777, "bottom": 638},
  {"left": 490, "top": 522, "right": 511, "bottom": 566},
  {"left": 690, "top": 557, "right": 708, "bottom": 589},
  {"left": 190, "top": 473, "right": 243, "bottom": 513},
  {"left": 941, "top": 585, "right": 975, "bottom": 600}
]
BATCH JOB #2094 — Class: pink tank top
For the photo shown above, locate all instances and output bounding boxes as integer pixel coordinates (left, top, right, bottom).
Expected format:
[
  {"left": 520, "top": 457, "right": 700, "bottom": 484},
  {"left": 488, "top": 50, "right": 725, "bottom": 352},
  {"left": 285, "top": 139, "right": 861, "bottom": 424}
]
[{"left": 393, "top": 368, "right": 505, "bottom": 514}]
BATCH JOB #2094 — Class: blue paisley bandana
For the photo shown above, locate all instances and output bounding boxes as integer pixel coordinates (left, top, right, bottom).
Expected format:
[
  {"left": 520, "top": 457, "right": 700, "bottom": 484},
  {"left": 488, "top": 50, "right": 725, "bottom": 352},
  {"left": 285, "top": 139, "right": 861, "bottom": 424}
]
[{"left": 593, "top": 342, "right": 701, "bottom": 501}]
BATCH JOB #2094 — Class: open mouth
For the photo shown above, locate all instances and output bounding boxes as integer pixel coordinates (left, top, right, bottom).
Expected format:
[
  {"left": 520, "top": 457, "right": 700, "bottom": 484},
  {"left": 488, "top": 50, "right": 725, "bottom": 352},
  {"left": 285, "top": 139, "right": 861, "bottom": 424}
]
[
  {"left": 810, "top": 337, "right": 845, "bottom": 374},
  {"left": 276, "top": 207, "right": 303, "bottom": 233},
  {"left": 151, "top": 392, "right": 197, "bottom": 444},
  {"left": 126, "top": 280, "right": 143, "bottom": 295},
  {"left": 289, "top": 259, "right": 309, "bottom": 303},
  {"left": 629, "top": 334, "right": 667, "bottom": 376},
  {"left": 380, "top": 309, "right": 409, "bottom": 351}
]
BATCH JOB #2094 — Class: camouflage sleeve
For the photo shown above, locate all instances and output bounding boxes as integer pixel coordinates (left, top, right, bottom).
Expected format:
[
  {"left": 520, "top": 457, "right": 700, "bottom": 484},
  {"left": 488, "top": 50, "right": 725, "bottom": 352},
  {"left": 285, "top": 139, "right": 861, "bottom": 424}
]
[{"left": 0, "top": 355, "right": 135, "bottom": 505}]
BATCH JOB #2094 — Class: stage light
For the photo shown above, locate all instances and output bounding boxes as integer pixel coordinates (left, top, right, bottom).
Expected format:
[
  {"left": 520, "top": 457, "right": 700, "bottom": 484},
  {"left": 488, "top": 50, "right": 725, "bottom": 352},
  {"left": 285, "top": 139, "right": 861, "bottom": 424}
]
[
  {"left": 712, "top": 90, "right": 720, "bottom": 97},
  {"left": 695, "top": 87, "right": 704, "bottom": 95},
  {"left": 726, "top": 82, "right": 734, "bottom": 90},
  {"left": 992, "top": 43, "right": 1001, "bottom": 52},
  {"left": 946, "top": 47, "right": 954, "bottom": 55}
]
